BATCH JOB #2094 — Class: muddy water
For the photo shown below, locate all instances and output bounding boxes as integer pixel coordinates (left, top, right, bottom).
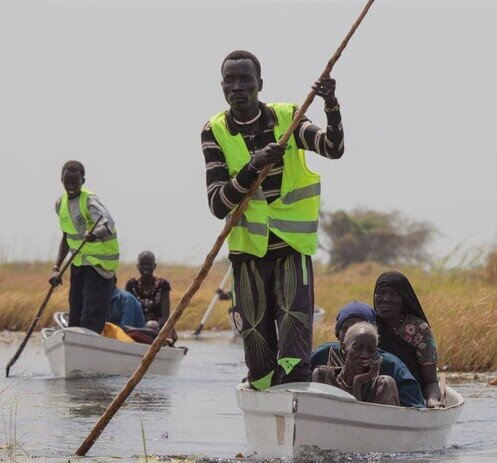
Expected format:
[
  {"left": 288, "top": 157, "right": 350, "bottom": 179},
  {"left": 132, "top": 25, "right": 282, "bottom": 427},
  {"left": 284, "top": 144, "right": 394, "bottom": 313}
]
[{"left": 0, "top": 332, "right": 496, "bottom": 463}]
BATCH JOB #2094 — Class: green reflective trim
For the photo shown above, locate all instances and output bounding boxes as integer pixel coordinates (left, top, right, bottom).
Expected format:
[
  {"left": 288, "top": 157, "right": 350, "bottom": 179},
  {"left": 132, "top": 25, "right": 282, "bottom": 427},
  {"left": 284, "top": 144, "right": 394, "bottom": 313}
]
[
  {"left": 301, "top": 254, "right": 308, "bottom": 286},
  {"left": 236, "top": 216, "right": 267, "bottom": 237},
  {"left": 278, "top": 357, "right": 301, "bottom": 375},
  {"left": 281, "top": 183, "right": 321, "bottom": 205},
  {"left": 67, "top": 232, "right": 83, "bottom": 240},
  {"left": 251, "top": 370, "right": 275, "bottom": 391},
  {"left": 268, "top": 218, "right": 318, "bottom": 233},
  {"left": 77, "top": 253, "right": 119, "bottom": 262},
  {"left": 90, "top": 253, "right": 120, "bottom": 261},
  {"left": 67, "top": 232, "right": 117, "bottom": 242}
]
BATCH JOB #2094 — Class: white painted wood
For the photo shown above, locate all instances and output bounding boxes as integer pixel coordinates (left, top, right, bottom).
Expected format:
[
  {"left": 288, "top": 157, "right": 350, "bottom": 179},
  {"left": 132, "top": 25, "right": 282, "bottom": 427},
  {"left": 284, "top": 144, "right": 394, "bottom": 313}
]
[
  {"left": 236, "top": 382, "right": 464, "bottom": 457},
  {"left": 41, "top": 327, "right": 186, "bottom": 378}
]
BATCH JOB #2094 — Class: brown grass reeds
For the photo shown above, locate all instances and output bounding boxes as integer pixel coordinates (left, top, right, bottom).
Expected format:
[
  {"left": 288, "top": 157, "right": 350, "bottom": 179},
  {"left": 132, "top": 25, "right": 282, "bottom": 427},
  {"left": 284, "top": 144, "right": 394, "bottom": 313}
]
[
  {"left": 1, "top": 260, "right": 496, "bottom": 372},
  {"left": 0, "top": 261, "right": 233, "bottom": 333}
]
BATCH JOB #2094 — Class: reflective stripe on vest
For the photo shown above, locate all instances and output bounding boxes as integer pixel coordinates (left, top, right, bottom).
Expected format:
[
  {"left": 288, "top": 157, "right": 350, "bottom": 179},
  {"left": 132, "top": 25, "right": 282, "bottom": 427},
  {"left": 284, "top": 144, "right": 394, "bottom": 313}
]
[
  {"left": 210, "top": 103, "right": 321, "bottom": 257},
  {"left": 58, "top": 187, "right": 120, "bottom": 272}
]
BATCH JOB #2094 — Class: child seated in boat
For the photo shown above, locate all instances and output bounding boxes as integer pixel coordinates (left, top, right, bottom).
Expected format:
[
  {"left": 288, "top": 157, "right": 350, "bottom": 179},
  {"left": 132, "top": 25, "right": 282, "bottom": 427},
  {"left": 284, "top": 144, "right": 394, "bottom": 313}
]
[
  {"left": 313, "top": 322, "right": 400, "bottom": 406},
  {"left": 311, "top": 302, "right": 425, "bottom": 408},
  {"left": 125, "top": 250, "right": 177, "bottom": 345}
]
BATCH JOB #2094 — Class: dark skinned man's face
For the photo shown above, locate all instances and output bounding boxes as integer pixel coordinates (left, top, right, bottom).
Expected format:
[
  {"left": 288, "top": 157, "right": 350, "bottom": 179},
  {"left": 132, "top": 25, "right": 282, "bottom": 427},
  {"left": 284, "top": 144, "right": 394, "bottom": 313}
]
[
  {"left": 344, "top": 331, "right": 378, "bottom": 374},
  {"left": 221, "top": 58, "right": 262, "bottom": 115},
  {"left": 62, "top": 170, "right": 84, "bottom": 199}
]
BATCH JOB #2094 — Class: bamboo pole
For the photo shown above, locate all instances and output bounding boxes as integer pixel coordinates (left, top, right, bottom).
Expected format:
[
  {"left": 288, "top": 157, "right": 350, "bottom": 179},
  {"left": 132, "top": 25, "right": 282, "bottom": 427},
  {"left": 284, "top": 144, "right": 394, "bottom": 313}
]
[
  {"left": 75, "top": 0, "right": 375, "bottom": 456},
  {"left": 5, "top": 215, "right": 103, "bottom": 377}
]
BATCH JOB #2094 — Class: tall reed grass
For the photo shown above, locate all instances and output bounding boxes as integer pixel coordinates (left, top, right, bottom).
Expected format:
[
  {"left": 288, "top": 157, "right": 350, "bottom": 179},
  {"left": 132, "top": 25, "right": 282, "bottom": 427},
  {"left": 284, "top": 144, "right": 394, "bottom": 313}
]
[{"left": 1, "top": 260, "right": 496, "bottom": 372}]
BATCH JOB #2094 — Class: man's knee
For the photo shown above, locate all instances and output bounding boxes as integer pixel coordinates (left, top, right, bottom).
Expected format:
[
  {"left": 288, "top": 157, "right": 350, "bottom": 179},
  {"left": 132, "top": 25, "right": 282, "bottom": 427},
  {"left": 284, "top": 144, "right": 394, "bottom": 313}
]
[
  {"left": 375, "top": 375, "right": 398, "bottom": 396},
  {"left": 377, "top": 375, "right": 396, "bottom": 388}
]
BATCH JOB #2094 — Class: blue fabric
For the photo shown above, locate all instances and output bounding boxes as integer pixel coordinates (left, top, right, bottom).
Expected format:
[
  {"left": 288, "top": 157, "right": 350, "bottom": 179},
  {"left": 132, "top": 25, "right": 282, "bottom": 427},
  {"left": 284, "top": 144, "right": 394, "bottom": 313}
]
[
  {"left": 311, "top": 342, "right": 425, "bottom": 408},
  {"left": 108, "top": 287, "right": 146, "bottom": 328},
  {"left": 335, "top": 301, "right": 377, "bottom": 338}
]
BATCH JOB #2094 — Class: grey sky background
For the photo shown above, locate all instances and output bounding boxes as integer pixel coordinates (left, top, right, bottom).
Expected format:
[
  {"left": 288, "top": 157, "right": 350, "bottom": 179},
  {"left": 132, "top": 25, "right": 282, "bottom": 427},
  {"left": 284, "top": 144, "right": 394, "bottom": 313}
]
[{"left": 0, "top": 1, "right": 496, "bottom": 265}]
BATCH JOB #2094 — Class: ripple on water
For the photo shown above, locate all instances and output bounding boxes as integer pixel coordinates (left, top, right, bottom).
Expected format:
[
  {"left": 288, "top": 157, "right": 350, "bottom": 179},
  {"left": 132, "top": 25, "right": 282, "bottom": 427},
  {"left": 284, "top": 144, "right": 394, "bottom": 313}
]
[{"left": 1, "top": 333, "right": 497, "bottom": 463}]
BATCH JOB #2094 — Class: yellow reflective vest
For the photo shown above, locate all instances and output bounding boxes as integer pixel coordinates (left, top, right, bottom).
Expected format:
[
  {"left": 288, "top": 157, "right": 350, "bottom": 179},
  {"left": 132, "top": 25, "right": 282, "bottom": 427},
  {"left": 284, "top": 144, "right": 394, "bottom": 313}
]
[
  {"left": 58, "top": 187, "right": 120, "bottom": 272},
  {"left": 209, "top": 103, "right": 321, "bottom": 257}
]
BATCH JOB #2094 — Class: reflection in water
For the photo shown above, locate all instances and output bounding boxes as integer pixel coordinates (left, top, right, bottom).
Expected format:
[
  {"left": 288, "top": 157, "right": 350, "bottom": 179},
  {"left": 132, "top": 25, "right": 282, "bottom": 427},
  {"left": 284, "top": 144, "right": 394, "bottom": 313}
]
[
  {"left": 0, "top": 333, "right": 497, "bottom": 463},
  {"left": 57, "top": 376, "right": 172, "bottom": 417},
  {"left": 60, "top": 377, "right": 119, "bottom": 417}
]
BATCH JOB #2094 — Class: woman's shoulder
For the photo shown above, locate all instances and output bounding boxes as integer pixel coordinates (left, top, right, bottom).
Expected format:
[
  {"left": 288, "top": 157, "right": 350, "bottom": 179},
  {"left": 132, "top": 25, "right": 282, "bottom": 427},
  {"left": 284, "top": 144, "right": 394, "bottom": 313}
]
[
  {"left": 156, "top": 277, "right": 171, "bottom": 291},
  {"left": 402, "top": 314, "right": 432, "bottom": 333},
  {"left": 125, "top": 278, "right": 138, "bottom": 289},
  {"left": 400, "top": 314, "right": 437, "bottom": 364}
]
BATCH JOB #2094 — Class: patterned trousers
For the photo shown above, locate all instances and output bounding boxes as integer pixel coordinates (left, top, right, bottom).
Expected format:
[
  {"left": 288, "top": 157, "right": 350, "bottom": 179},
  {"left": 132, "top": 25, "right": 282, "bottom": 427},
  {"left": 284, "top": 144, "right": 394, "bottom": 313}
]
[{"left": 231, "top": 253, "right": 314, "bottom": 390}]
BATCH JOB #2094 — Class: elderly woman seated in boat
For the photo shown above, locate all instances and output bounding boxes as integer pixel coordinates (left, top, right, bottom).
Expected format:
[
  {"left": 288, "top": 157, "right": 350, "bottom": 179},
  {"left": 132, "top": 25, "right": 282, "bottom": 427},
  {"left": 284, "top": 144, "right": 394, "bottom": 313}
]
[
  {"left": 311, "top": 302, "right": 425, "bottom": 408},
  {"left": 125, "top": 250, "right": 177, "bottom": 345},
  {"left": 313, "top": 322, "right": 400, "bottom": 405},
  {"left": 373, "top": 271, "right": 444, "bottom": 408}
]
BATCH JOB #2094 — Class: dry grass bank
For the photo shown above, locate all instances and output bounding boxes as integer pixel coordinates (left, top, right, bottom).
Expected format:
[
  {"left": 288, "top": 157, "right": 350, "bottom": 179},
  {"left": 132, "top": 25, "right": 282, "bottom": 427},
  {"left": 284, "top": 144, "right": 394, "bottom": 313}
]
[
  {"left": 0, "top": 261, "right": 232, "bottom": 333},
  {"left": 1, "top": 261, "right": 496, "bottom": 371}
]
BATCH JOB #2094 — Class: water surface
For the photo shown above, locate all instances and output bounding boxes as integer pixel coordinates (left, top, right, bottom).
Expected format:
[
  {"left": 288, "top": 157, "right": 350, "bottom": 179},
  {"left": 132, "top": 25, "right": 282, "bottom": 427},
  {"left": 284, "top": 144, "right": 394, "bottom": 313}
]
[{"left": 0, "top": 332, "right": 496, "bottom": 462}]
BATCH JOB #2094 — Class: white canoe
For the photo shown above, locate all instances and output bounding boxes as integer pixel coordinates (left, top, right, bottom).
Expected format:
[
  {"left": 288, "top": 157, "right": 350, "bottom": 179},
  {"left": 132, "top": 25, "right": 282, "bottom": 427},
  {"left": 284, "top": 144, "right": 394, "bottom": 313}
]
[
  {"left": 41, "top": 327, "right": 187, "bottom": 378},
  {"left": 236, "top": 381, "right": 464, "bottom": 457}
]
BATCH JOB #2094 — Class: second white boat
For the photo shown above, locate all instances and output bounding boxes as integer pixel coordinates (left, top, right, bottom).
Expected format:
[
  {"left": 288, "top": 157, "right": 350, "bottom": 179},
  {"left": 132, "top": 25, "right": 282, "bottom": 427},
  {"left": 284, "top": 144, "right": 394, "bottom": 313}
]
[{"left": 41, "top": 327, "right": 187, "bottom": 378}]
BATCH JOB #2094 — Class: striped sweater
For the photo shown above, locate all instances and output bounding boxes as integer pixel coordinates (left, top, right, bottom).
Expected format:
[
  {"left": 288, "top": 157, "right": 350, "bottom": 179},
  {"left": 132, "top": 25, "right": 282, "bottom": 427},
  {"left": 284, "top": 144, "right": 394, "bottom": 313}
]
[{"left": 201, "top": 101, "right": 344, "bottom": 262}]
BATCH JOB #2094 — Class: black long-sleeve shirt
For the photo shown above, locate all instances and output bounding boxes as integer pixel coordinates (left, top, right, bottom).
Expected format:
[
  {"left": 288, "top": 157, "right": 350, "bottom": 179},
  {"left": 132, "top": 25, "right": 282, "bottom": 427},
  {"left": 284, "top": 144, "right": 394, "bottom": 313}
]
[{"left": 202, "top": 101, "right": 344, "bottom": 262}]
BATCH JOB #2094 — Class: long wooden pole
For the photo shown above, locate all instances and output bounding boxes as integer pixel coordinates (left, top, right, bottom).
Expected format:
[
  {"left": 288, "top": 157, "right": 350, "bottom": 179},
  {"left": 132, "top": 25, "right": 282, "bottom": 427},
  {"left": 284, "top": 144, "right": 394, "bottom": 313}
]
[
  {"left": 193, "top": 266, "right": 231, "bottom": 336},
  {"left": 75, "top": 0, "right": 375, "bottom": 456},
  {"left": 5, "top": 215, "right": 103, "bottom": 377}
]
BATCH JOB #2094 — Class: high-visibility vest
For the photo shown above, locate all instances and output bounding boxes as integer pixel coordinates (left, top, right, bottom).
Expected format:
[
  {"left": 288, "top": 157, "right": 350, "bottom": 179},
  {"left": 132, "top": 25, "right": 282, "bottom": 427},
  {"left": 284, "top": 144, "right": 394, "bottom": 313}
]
[
  {"left": 210, "top": 102, "right": 321, "bottom": 257},
  {"left": 58, "top": 187, "right": 120, "bottom": 272}
]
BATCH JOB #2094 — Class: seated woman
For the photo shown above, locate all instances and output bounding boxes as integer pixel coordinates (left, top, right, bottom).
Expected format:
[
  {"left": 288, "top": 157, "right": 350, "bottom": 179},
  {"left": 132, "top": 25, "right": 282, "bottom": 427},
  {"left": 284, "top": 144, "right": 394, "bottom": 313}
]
[
  {"left": 373, "top": 271, "right": 443, "bottom": 408},
  {"left": 311, "top": 302, "right": 425, "bottom": 408},
  {"left": 125, "top": 251, "right": 176, "bottom": 345},
  {"left": 313, "top": 322, "right": 400, "bottom": 406}
]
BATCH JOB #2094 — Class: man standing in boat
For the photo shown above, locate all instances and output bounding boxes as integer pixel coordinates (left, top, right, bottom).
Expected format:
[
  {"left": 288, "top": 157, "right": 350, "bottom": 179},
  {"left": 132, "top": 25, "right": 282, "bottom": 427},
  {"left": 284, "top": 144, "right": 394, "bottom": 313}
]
[
  {"left": 49, "top": 161, "right": 120, "bottom": 334},
  {"left": 201, "top": 50, "right": 345, "bottom": 390}
]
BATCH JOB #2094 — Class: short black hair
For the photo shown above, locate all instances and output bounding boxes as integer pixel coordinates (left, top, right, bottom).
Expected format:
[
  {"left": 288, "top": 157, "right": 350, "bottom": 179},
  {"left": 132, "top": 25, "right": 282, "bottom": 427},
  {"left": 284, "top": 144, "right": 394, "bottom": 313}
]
[
  {"left": 138, "top": 250, "right": 156, "bottom": 263},
  {"left": 221, "top": 50, "right": 261, "bottom": 79},
  {"left": 61, "top": 160, "right": 85, "bottom": 178}
]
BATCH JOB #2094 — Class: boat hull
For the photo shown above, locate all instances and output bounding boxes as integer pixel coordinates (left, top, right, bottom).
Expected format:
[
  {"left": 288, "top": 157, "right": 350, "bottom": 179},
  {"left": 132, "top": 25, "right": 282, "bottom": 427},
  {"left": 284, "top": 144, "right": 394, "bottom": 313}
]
[
  {"left": 42, "top": 327, "right": 186, "bottom": 378},
  {"left": 236, "top": 382, "right": 464, "bottom": 457}
]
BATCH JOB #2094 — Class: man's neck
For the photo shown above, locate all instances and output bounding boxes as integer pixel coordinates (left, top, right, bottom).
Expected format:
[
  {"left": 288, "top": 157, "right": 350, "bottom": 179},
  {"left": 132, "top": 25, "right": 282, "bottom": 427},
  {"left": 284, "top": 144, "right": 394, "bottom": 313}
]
[
  {"left": 66, "top": 191, "right": 82, "bottom": 200},
  {"left": 231, "top": 102, "right": 260, "bottom": 123},
  {"left": 140, "top": 275, "right": 155, "bottom": 285}
]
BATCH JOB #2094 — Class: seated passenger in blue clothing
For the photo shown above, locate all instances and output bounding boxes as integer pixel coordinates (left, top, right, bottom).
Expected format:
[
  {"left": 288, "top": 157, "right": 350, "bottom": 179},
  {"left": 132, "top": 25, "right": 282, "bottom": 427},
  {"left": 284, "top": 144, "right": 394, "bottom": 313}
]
[
  {"left": 107, "top": 277, "right": 146, "bottom": 329},
  {"left": 310, "top": 301, "right": 425, "bottom": 408}
]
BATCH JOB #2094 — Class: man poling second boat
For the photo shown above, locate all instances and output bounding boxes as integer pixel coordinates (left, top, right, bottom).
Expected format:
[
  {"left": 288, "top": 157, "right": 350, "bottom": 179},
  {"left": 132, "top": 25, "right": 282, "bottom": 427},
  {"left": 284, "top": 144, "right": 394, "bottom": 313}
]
[
  {"left": 75, "top": 0, "right": 376, "bottom": 456},
  {"left": 5, "top": 214, "right": 103, "bottom": 378}
]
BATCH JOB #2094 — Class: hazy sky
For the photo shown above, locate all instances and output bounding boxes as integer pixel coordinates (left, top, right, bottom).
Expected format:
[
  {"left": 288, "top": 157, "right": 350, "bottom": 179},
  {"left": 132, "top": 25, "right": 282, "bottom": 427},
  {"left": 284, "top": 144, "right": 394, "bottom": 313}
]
[{"left": 0, "top": 1, "right": 496, "bottom": 265}]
